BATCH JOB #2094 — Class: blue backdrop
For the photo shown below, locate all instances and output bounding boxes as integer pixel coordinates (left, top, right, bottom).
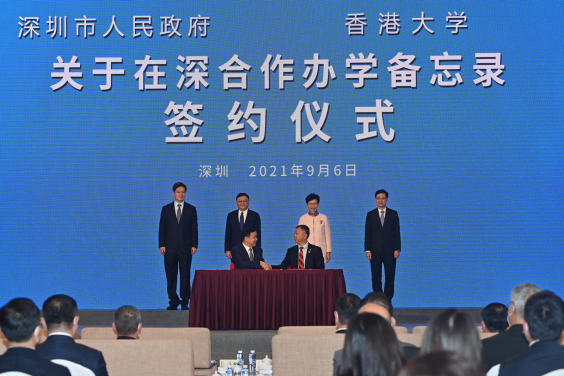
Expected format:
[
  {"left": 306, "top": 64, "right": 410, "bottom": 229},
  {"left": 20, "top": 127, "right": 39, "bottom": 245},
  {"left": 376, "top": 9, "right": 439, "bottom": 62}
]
[{"left": 1, "top": 1, "right": 563, "bottom": 309}]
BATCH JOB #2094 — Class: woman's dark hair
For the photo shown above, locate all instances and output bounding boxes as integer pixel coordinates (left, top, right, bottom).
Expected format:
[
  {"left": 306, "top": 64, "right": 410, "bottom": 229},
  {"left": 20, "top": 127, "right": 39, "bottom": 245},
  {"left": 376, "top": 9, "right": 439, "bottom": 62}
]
[
  {"left": 420, "top": 309, "right": 483, "bottom": 370},
  {"left": 398, "top": 350, "right": 485, "bottom": 376},
  {"left": 338, "top": 313, "right": 405, "bottom": 376},
  {"left": 305, "top": 193, "right": 320, "bottom": 204}
]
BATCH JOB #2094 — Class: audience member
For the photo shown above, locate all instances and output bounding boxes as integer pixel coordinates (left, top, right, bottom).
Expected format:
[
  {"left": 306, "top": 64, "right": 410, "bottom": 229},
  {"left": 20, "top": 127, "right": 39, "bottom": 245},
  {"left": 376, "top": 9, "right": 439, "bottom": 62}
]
[
  {"left": 420, "top": 308, "right": 484, "bottom": 372},
  {"left": 113, "top": 305, "right": 142, "bottom": 339},
  {"left": 338, "top": 313, "right": 405, "bottom": 376},
  {"left": 334, "top": 293, "right": 361, "bottom": 334},
  {"left": 496, "top": 290, "right": 564, "bottom": 376},
  {"left": 0, "top": 298, "right": 71, "bottom": 376},
  {"left": 333, "top": 292, "right": 417, "bottom": 376},
  {"left": 482, "top": 283, "right": 541, "bottom": 370},
  {"left": 481, "top": 303, "right": 508, "bottom": 333},
  {"left": 399, "top": 351, "right": 485, "bottom": 376},
  {"left": 37, "top": 294, "right": 108, "bottom": 375}
]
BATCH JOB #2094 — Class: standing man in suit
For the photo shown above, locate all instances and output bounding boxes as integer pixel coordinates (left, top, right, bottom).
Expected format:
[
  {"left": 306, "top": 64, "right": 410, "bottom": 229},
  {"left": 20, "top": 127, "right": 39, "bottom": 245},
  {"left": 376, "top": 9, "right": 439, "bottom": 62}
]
[
  {"left": 365, "top": 189, "right": 401, "bottom": 301},
  {"left": 272, "top": 225, "right": 325, "bottom": 270},
  {"left": 159, "top": 182, "right": 198, "bottom": 310},
  {"left": 231, "top": 228, "right": 271, "bottom": 270},
  {"left": 37, "top": 294, "right": 108, "bottom": 376},
  {"left": 0, "top": 298, "right": 71, "bottom": 376},
  {"left": 225, "top": 193, "right": 262, "bottom": 259}
]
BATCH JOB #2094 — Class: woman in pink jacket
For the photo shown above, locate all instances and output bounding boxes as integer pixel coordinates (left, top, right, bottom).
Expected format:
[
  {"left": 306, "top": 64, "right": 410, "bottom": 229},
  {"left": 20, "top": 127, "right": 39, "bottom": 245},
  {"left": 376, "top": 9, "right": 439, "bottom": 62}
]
[{"left": 298, "top": 193, "right": 332, "bottom": 264}]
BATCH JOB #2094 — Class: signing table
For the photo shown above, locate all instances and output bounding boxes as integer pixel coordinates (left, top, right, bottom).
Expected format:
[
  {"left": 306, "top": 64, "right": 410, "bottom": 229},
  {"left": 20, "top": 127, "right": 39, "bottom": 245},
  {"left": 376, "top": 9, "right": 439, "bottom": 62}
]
[{"left": 189, "top": 269, "right": 347, "bottom": 329}]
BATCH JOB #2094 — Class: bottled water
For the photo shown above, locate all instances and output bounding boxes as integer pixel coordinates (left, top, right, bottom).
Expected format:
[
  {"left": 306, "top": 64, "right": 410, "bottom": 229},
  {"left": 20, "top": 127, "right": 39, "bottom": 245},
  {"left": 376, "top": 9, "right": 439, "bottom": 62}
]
[
  {"left": 237, "top": 350, "right": 244, "bottom": 366},
  {"left": 241, "top": 365, "right": 249, "bottom": 376},
  {"left": 226, "top": 364, "right": 233, "bottom": 376},
  {"left": 248, "top": 350, "right": 256, "bottom": 372}
]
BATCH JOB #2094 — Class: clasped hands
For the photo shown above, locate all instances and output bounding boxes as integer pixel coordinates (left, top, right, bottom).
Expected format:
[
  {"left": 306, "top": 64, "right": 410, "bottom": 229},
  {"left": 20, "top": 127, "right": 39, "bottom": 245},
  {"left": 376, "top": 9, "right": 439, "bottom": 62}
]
[{"left": 260, "top": 261, "right": 272, "bottom": 270}]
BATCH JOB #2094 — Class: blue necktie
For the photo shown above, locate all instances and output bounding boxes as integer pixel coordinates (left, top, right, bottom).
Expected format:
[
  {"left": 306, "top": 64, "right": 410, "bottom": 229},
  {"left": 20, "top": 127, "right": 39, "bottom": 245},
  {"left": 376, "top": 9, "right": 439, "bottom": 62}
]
[{"left": 239, "top": 212, "right": 244, "bottom": 230}]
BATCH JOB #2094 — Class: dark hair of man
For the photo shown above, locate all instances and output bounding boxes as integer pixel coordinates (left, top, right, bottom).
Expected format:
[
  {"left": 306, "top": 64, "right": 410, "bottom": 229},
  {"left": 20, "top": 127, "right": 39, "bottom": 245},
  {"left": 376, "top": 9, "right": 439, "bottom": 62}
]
[
  {"left": 361, "top": 292, "right": 393, "bottom": 317},
  {"left": 421, "top": 309, "right": 483, "bottom": 369},
  {"left": 172, "top": 182, "right": 187, "bottom": 192},
  {"left": 114, "top": 305, "right": 141, "bottom": 335},
  {"left": 296, "top": 224, "right": 310, "bottom": 238},
  {"left": 335, "top": 293, "right": 361, "bottom": 326},
  {"left": 305, "top": 193, "right": 320, "bottom": 204},
  {"left": 338, "top": 313, "right": 405, "bottom": 376},
  {"left": 241, "top": 228, "right": 256, "bottom": 242},
  {"left": 398, "top": 350, "right": 485, "bottom": 376},
  {"left": 481, "top": 302, "right": 508, "bottom": 333},
  {"left": 236, "top": 192, "right": 249, "bottom": 200},
  {"left": 524, "top": 290, "right": 564, "bottom": 342},
  {"left": 375, "top": 189, "right": 388, "bottom": 198},
  {"left": 0, "top": 298, "right": 40, "bottom": 343},
  {"left": 42, "top": 294, "right": 78, "bottom": 330}
]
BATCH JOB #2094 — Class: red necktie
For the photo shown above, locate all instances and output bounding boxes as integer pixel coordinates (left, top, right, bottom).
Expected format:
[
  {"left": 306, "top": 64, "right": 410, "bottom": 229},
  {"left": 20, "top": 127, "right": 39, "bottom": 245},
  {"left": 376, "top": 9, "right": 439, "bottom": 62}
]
[{"left": 299, "top": 247, "right": 305, "bottom": 269}]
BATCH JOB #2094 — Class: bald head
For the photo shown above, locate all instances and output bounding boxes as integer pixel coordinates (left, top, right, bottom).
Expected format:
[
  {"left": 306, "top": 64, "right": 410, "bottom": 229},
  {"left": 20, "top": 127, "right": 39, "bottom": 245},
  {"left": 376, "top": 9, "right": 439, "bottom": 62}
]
[{"left": 359, "top": 303, "right": 392, "bottom": 323}]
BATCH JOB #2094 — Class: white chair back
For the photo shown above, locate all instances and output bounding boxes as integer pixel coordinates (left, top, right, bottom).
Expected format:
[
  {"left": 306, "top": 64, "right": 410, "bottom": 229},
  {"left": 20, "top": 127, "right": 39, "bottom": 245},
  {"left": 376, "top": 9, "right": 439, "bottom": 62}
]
[
  {"left": 0, "top": 372, "right": 33, "bottom": 376},
  {"left": 52, "top": 359, "right": 95, "bottom": 376},
  {"left": 486, "top": 364, "right": 500, "bottom": 376},
  {"left": 542, "top": 370, "right": 564, "bottom": 376}
]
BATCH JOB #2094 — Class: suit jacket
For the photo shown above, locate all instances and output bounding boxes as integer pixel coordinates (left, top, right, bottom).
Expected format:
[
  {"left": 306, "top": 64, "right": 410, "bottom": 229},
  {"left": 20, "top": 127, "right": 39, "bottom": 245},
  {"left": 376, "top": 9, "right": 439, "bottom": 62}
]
[
  {"left": 482, "top": 324, "right": 529, "bottom": 371},
  {"left": 333, "top": 342, "right": 417, "bottom": 376},
  {"left": 0, "top": 347, "right": 71, "bottom": 376},
  {"left": 498, "top": 340, "right": 564, "bottom": 376},
  {"left": 272, "top": 244, "right": 325, "bottom": 270},
  {"left": 364, "top": 207, "right": 401, "bottom": 256},
  {"left": 36, "top": 334, "right": 108, "bottom": 376},
  {"left": 225, "top": 210, "right": 261, "bottom": 252},
  {"left": 231, "top": 243, "right": 265, "bottom": 269},
  {"left": 159, "top": 201, "right": 198, "bottom": 252}
]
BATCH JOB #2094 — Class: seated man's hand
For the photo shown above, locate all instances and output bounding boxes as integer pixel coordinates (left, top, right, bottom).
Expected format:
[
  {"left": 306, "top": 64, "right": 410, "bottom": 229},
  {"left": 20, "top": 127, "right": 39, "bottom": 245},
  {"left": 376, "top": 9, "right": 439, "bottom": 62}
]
[{"left": 260, "top": 261, "right": 272, "bottom": 270}]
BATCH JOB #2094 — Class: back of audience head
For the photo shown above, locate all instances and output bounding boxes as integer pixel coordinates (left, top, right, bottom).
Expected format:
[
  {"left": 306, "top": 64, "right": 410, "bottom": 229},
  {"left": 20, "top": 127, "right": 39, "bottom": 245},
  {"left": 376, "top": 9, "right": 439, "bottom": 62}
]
[
  {"left": 524, "top": 290, "right": 564, "bottom": 343},
  {"left": 338, "top": 312, "right": 405, "bottom": 376},
  {"left": 509, "top": 283, "right": 541, "bottom": 324},
  {"left": 360, "top": 292, "right": 395, "bottom": 325},
  {"left": 42, "top": 294, "right": 79, "bottom": 335},
  {"left": 113, "top": 305, "right": 142, "bottom": 339},
  {"left": 421, "top": 309, "right": 483, "bottom": 369},
  {"left": 0, "top": 297, "right": 41, "bottom": 345},
  {"left": 480, "top": 302, "right": 508, "bottom": 333},
  {"left": 335, "top": 293, "right": 361, "bottom": 329},
  {"left": 398, "top": 350, "right": 485, "bottom": 376}
]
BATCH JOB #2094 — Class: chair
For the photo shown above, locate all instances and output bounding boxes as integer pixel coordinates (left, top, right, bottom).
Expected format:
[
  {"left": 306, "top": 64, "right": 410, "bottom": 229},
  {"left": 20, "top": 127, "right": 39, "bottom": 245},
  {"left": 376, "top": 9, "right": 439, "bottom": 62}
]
[
  {"left": 0, "top": 373, "right": 33, "bottom": 376},
  {"left": 78, "top": 339, "right": 194, "bottom": 376},
  {"left": 51, "top": 360, "right": 95, "bottom": 376},
  {"left": 543, "top": 370, "right": 564, "bottom": 376},
  {"left": 412, "top": 326, "right": 427, "bottom": 336},
  {"left": 486, "top": 364, "right": 500, "bottom": 376}
]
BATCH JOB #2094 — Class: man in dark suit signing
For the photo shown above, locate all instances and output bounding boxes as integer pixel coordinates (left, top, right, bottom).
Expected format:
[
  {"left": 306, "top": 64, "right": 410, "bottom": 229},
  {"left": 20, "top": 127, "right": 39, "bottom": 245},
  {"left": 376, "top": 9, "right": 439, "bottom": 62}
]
[
  {"left": 231, "top": 228, "right": 271, "bottom": 270},
  {"left": 0, "top": 298, "right": 71, "bottom": 376},
  {"left": 37, "top": 294, "right": 108, "bottom": 376},
  {"left": 365, "top": 189, "right": 401, "bottom": 301},
  {"left": 159, "top": 182, "right": 198, "bottom": 310},
  {"left": 225, "top": 193, "right": 262, "bottom": 259},
  {"left": 272, "top": 225, "right": 325, "bottom": 270}
]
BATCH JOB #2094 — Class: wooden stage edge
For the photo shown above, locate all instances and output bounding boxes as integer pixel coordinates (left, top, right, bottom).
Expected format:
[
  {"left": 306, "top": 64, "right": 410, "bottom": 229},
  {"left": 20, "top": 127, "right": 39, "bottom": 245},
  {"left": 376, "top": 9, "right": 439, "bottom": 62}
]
[{"left": 78, "top": 308, "right": 483, "bottom": 327}]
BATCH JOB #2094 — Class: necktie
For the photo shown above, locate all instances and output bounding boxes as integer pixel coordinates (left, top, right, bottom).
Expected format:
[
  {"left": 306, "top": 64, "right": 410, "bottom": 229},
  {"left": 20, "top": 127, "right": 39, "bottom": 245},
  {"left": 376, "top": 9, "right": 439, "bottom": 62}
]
[
  {"left": 177, "top": 204, "right": 182, "bottom": 223},
  {"left": 380, "top": 211, "right": 385, "bottom": 226},
  {"left": 299, "top": 247, "right": 305, "bottom": 269},
  {"left": 239, "top": 212, "right": 244, "bottom": 230},
  {"left": 249, "top": 247, "right": 254, "bottom": 261}
]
